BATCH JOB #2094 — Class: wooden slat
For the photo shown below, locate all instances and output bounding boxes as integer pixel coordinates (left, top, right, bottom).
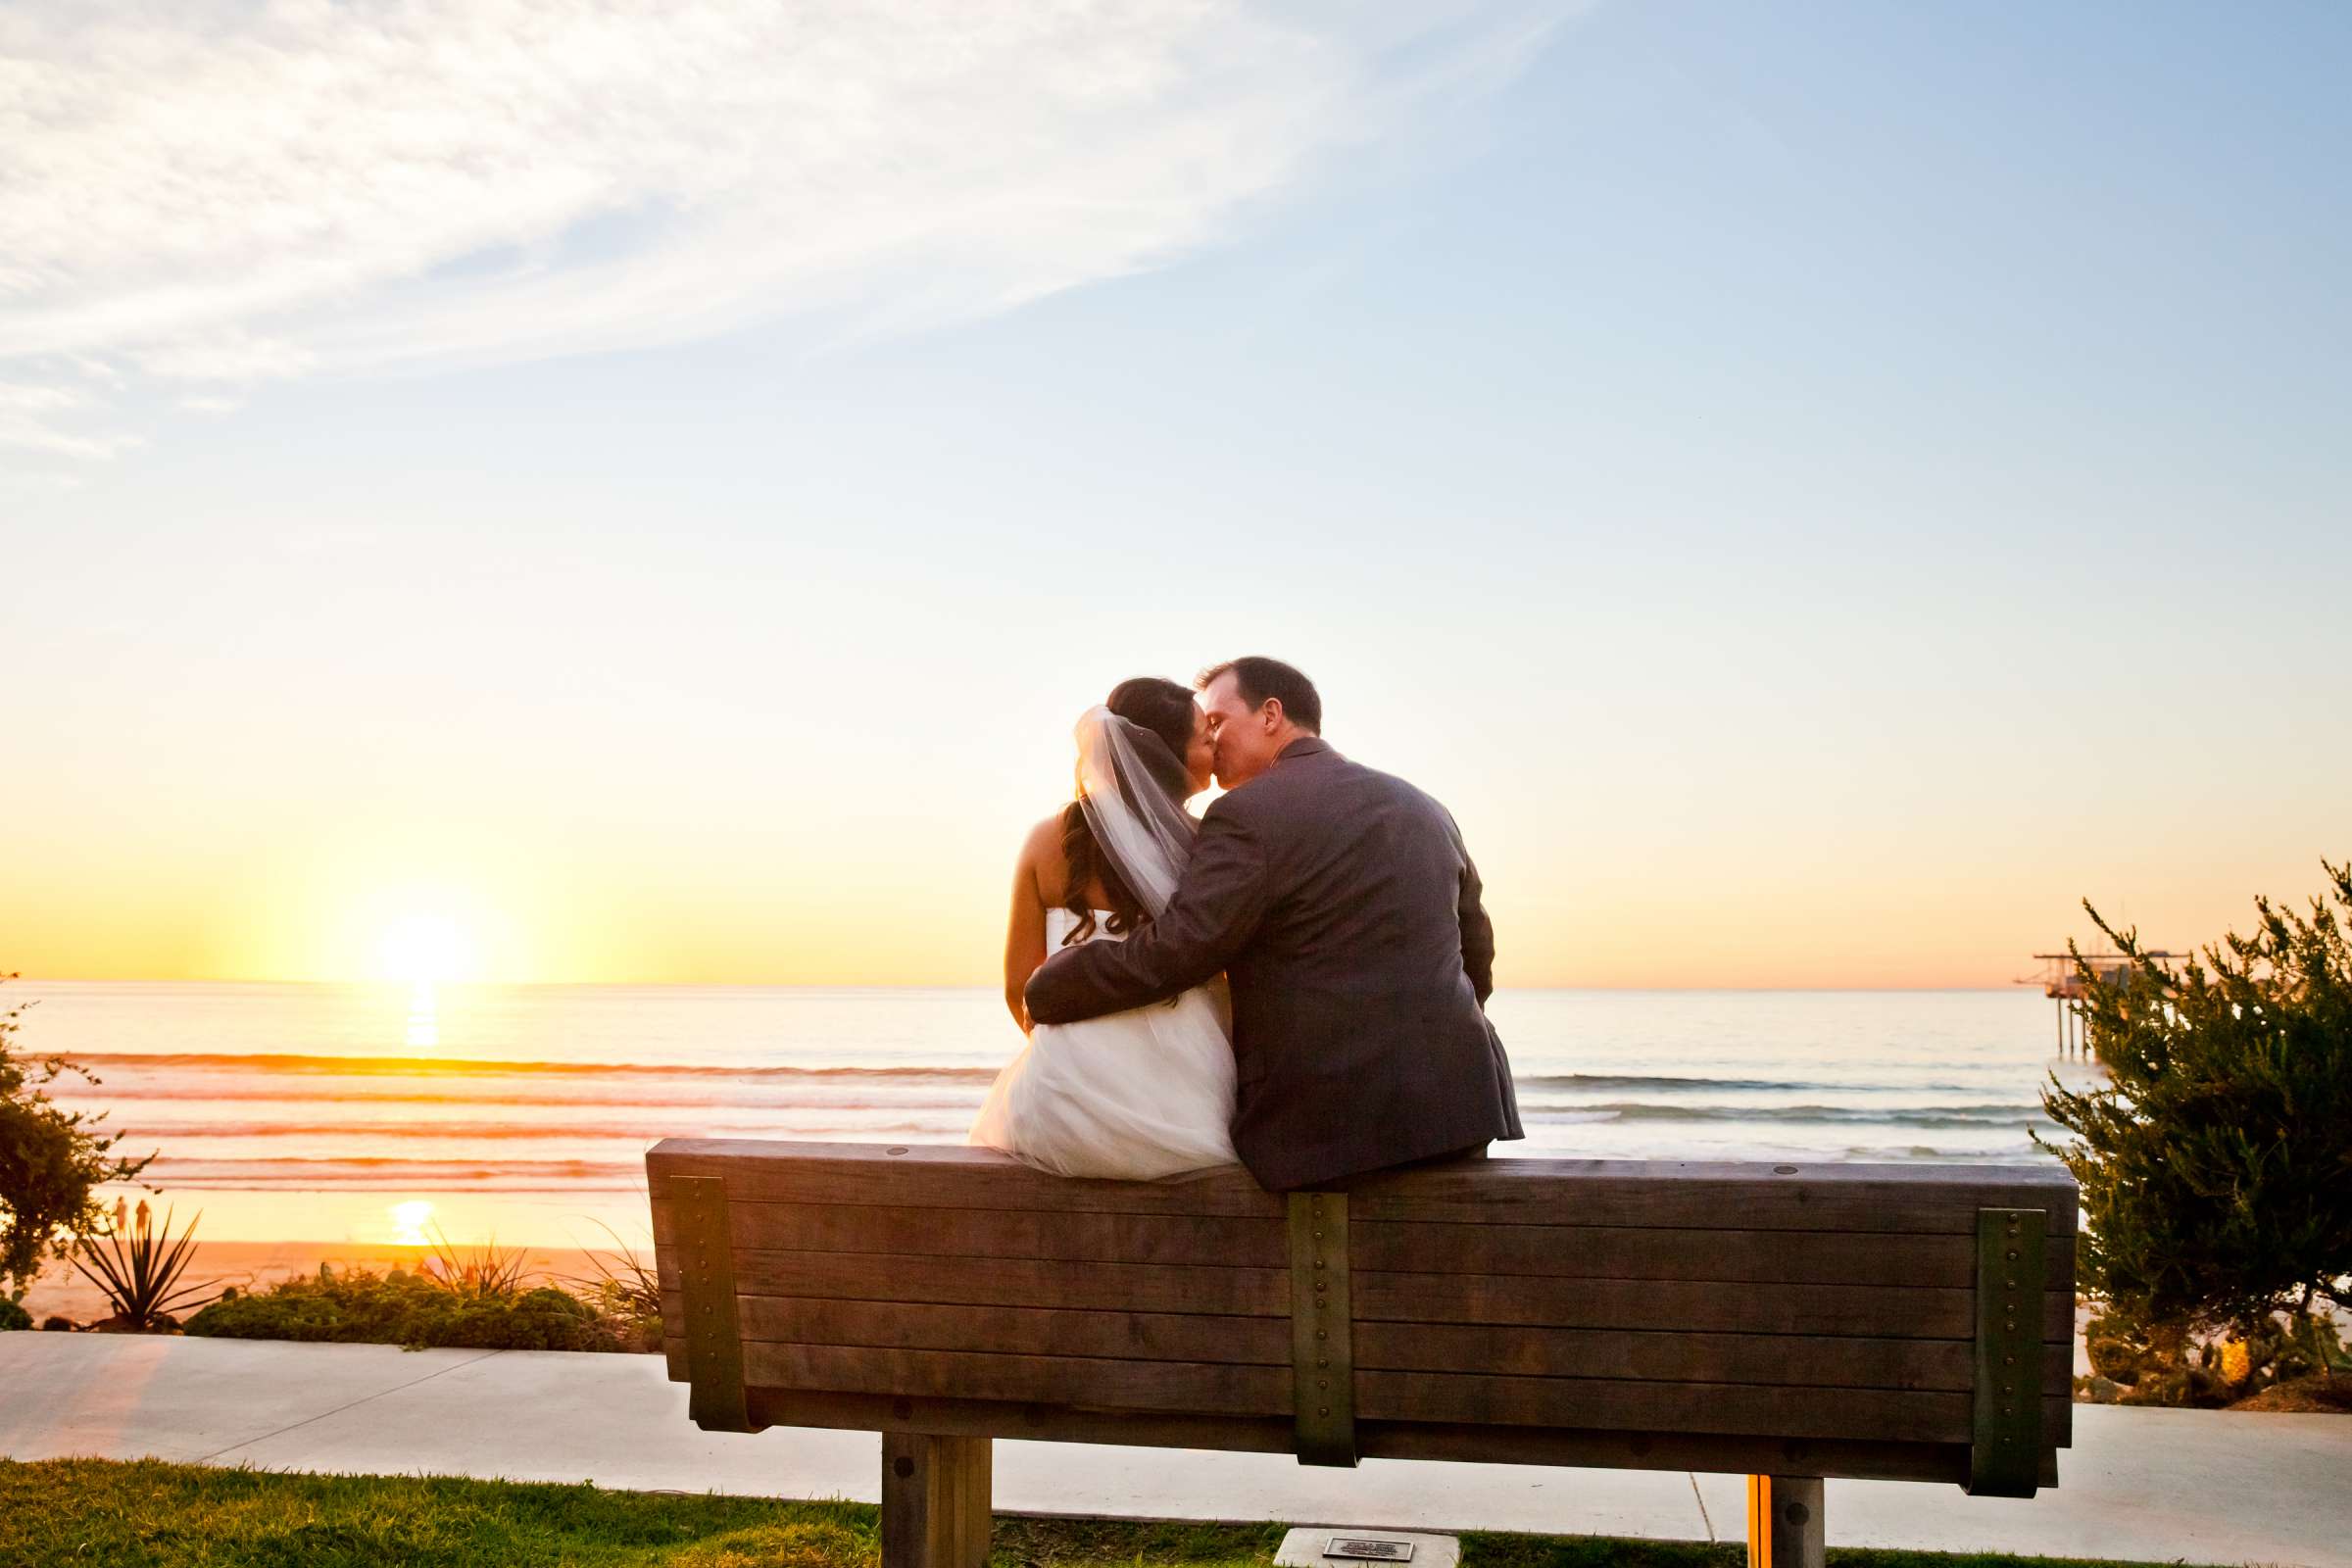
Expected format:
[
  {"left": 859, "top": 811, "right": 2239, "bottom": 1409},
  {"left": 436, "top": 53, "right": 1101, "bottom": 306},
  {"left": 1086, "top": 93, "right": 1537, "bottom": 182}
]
[
  {"left": 659, "top": 1250, "right": 1288, "bottom": 1317},
  {"left": 1353, "top": 1221, "right": 2076, "bottom": 1290},
  {"left": 647, "top": 1141, "right": 1281, "bottom": 1219},
  {"left": 1353, "top": 1271, "right": 2072, "bottom": 1343},
  {"left": 645, "top": 1143, "right": 2077, "bottom": 1236},
  {"left": 728, "top": 1296, "right": 1290, "bottom": 1365},
  {"left": 1357, "top": 1367, "right": 1966, "bottom": 1443},
  {"left": 680, "top": 1377, "right": 2057, "bottom": 1489},
  {"left": 741, "top": 1341, "right": 1291, "bottom": 1417},
  {"left": 1356, "top": 1322, "right": 2065, "bottom": 1396},
  {"left": 1343, "top": 1157, "right": 2077, "bottom": 1235},
  {"left": 650, "top": 1198, "right": 1287, "bottom": 1270},
  {"left": 1360, "top": 1372, "right": 2074, "bottom": 1448}
]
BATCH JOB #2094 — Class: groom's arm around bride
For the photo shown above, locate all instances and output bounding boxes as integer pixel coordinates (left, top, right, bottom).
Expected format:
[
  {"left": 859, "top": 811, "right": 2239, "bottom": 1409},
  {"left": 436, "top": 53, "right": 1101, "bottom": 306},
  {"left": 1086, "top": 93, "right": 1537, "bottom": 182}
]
[{"left": 1026, "top": 657, "right": 1521, "bottom": 1191}]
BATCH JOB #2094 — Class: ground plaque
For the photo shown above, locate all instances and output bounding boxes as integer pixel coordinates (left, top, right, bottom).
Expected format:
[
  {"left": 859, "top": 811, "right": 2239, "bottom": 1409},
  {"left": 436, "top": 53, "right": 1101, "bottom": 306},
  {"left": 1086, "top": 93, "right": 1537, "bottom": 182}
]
[{"left": 1274, "top": 1530, "right": 1460, "bottom": 1568}]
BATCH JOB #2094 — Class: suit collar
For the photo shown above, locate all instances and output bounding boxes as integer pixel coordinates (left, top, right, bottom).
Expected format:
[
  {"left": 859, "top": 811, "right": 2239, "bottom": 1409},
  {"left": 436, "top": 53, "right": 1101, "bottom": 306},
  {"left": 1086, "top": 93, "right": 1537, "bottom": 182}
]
[{"left": 1273, "top": 736, "right": 1337, "bottom": 766}]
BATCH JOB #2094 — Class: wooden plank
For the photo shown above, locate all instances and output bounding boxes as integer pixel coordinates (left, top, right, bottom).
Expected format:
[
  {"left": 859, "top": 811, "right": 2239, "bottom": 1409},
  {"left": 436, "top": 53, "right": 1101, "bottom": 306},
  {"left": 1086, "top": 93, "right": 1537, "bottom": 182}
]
[
  {"left": 662, "top": 1328, "right": 2071, "bottom": 1401},
  {"left": 740, "top": 1341, "right": 1291, "bottom": 1418},
  {"left": 1344, "top": 1157, "right": 2077, "bottom": 1236},
  {"left": 647, "top": 1141, "right": 1281, "bottom": 1219},
  {"left": 1359, "top": 1372, "right": 2074, "bottom": 1449},
  {"left": 1352, "top": 1221, "right": 2076, "bottom": 1291},
  {"left": 650, "top": 1198, "right": 1288, "bottom": 1270},
  {"left": 1355, "top": 1369, "right": 1970, "bottom": 1445},
  {"left": 645, "top": 1142, "right": 2076, "bottom": 1235},
  {"left": 701, "top": 1383, "right": 2048, "bottom": 1488},
  {"left": 728, "top": 1296, "right": 1290, "bottom": 1366},
  {"left": 1358, "top": 1421, "right": 2000, "bottom": 1487},
  {"left": 1356, "top": 1322, "right": 2068, "bottom": 1396},
  {"left": 658, "top": 1250, "right": 1288, "bottom": 1317},
  {"left": 1352, "top": 1271, "right": 2072, "bottom": 1344}
]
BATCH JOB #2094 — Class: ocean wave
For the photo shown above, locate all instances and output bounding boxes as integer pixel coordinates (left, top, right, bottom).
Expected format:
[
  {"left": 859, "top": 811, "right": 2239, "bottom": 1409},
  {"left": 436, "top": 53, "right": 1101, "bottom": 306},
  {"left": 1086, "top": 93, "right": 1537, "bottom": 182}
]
[
  {"left": 1523, "top": 1102, "right": 2050, "bottom": 1128},
  {"left": 1515, "top": 1073, "right": 1987, "bottom": 1095},
  {"left": 58, "top": 1052, "right": 1001, "bottom": 1081}
]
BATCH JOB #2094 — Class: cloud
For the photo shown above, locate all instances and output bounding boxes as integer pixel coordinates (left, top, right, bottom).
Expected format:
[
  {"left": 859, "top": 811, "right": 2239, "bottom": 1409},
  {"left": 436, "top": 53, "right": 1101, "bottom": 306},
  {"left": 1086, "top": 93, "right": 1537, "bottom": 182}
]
[{"left": 0, "top": 0, "right": 1571, "bottom": 456}]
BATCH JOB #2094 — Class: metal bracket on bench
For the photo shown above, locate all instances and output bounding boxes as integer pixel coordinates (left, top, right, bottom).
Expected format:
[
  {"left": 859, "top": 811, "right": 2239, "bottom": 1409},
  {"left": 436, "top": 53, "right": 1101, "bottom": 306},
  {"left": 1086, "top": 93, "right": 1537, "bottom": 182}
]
[
  {"left": 1288, "top": 1191, "right": 1357, "bottom": 1467},
  {"left": 1968, "top": 1206, "right": 2045, "bottom": 1497},
  {"left": 673, "top": 1174, "right": 762, "bottom": 1434}
]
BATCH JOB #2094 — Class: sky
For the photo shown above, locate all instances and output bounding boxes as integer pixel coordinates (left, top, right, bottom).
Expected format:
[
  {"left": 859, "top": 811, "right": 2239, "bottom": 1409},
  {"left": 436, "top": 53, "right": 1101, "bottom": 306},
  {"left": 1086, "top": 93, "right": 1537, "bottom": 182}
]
[{"left": 4, "top": 0, "right": 2347, "bottom": 989}]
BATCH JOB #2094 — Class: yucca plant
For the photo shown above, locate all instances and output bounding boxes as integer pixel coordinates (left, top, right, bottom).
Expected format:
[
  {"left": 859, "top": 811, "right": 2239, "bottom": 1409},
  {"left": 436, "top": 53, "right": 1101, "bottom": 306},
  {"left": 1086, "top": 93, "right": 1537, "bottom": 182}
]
[
  {"left": 72, "top": 1200, "right": 219, "bottom": 1330},
  {"left": 421, "top": 1223, "right": 529, "bottom": 1300}
]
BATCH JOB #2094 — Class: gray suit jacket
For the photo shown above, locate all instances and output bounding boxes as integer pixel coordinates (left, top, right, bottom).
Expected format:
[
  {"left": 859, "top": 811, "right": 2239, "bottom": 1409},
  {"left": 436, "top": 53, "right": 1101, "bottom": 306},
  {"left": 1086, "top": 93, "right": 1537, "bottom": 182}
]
[{"left": 1024, "top": 737, "right": 1523, "bottom": 1190}]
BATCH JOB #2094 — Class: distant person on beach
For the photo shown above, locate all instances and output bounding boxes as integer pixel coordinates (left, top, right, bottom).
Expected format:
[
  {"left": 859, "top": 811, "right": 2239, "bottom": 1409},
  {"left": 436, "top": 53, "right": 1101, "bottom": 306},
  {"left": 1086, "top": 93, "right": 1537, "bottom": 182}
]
[
  {"left": 1013, "top": 657, "right": 1522, "bottom": 1191},
  {"left": 970, "top": 676, "right": 1242, "bottom": 1178}
]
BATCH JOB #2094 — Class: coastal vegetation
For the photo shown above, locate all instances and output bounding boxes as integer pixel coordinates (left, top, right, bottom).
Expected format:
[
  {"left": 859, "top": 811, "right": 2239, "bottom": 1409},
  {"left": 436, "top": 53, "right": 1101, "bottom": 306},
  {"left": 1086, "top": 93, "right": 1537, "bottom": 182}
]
[
  {"left": 71, "top": 1200, "right": 217, "bottom": 1331},
  {"left": 0, "top": 1458, "right": 2224, "bottom": 1568},
  {"left": 2040, "top": 860, "right": 2352, "bottom": 1408},
  {"left": 181, "top": 1228, "right": 663, "bottom": 1351},
  {"left": 184, "top": 1260, "right": 660, "bottom": 1352},
  {"left": 0, "top": 973, "right": 156, "bottom": 1308}
]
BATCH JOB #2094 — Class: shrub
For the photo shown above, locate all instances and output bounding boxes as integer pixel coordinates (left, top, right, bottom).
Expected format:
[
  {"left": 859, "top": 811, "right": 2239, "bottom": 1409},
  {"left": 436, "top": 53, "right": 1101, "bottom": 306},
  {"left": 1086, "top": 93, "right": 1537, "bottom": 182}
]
[
  {"left": 184, "top": 1265, "right": 636, "bottom": 1352},
  {"left": 1, "top": 974, "right": 155, "bottom": 1302},
  {"left": 73, "top": 1200, "right": 219, "bottom": 1330},
  {"left": 2039, "top": 859, "right": 2352, "bottom": 1401},
  {"left": 0, "top": 1297, "right": 29, "bottom": 1331}
]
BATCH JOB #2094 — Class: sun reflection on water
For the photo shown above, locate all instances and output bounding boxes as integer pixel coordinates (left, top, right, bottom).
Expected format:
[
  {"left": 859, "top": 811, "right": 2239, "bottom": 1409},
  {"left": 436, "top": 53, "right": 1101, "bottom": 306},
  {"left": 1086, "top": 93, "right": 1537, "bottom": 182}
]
[{"left": 404, "top": 981, "right": 439, "bottom": 1049}]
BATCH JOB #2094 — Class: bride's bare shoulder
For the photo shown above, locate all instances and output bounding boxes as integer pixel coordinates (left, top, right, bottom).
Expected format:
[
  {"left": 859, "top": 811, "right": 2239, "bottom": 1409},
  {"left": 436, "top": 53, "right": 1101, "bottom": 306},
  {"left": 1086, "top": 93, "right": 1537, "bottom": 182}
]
[{"left": 1019, "top": 810, "right": 1071, "bottom": 900}]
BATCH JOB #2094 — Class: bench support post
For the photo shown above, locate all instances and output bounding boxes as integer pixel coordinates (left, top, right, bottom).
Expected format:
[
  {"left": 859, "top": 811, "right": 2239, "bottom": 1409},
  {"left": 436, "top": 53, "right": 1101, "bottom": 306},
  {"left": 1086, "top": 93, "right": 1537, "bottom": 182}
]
[
  {"left": 881, "top": 1433, "right": 991, "bottom": 1568},
  {"left": 1287, "top": 1191, "right": 1357, "bottom": 1467},
  {"left": 1969, "top": 1206, "right": 2047, "bottom": 1497},
  {"left": 1745, "top": 1475, "right": 1824, "bottom": 1568}
]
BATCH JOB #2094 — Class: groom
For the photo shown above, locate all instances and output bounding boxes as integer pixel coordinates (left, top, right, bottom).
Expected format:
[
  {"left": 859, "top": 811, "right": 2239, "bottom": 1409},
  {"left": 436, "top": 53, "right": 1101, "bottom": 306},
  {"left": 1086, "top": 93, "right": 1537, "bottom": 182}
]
[{"left": 1025, "top": 657, "right": 1522, "bottom": 1191}]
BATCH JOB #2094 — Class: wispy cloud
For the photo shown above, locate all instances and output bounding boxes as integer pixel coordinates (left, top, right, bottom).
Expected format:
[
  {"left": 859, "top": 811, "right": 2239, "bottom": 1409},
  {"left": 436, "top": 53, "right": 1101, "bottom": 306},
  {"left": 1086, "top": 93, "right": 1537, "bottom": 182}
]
[{"left": 0, "top": 0, "right": 1570, "bottom": 459}]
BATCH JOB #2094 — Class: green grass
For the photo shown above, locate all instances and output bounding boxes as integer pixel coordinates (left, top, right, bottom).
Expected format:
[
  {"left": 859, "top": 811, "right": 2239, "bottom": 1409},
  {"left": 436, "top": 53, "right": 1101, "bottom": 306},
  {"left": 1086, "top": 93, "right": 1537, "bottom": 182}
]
[{"left": 0, "top": 1459, "right": 2217, "bottom": 1568}]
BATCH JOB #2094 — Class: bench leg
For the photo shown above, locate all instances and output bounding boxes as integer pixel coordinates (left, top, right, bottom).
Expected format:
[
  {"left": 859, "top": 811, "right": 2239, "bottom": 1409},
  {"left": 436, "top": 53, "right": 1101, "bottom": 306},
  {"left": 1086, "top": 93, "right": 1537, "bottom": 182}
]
[
  {"left": 881, "top": 1434, "right": 992, "bottom": 1568},
  {"left": 1745, "top": 1474, "right": 1824, "bottom": 1568}
]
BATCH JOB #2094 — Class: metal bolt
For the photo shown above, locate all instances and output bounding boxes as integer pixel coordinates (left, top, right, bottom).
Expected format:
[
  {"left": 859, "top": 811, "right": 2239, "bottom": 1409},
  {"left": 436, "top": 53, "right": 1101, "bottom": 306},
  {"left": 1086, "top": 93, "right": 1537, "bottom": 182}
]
[
  {"left": 1319, "top": 1379, "right": 1329, "bottom": 1390},
  {"left": 2006, "top": 1250, "right": 2018, "bottom": 1261},
  {"left": 1317, "top": 1359, "right": 1328, "bottom": 1370},
  {"left": 1317, "top": 1329, "right": 1327, "bottom": 1341},
  {"left": 1314, "top": 1259, "right": 1325, "bottom": 1270},
  {"left": 1318, "top": 1406, "right": 1330, "bottom": 1416}
]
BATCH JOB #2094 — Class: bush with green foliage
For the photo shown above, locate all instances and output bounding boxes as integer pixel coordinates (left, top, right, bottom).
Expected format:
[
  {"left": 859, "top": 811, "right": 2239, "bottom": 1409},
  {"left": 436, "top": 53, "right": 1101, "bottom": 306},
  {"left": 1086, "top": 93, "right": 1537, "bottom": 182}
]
[
  {"left": 2039, "top": 859, "right": 2352, "bottom": 1402},
  {"left": 184, "top": 1265, "right": 645, "bottom": 1351},
  {"left": 0, "top": 1297, "right": 29, "bottom": 1331},
  {"left": 0, "top": 974, "right": 155, "bottom": 1304}
]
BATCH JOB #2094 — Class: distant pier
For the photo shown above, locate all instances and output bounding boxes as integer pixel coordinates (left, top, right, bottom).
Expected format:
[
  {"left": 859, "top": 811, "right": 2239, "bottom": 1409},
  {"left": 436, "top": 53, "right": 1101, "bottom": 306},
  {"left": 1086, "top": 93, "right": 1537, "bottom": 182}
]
[{"left": 2021, "top": 950, "right": 2186, "bottom": 1058}]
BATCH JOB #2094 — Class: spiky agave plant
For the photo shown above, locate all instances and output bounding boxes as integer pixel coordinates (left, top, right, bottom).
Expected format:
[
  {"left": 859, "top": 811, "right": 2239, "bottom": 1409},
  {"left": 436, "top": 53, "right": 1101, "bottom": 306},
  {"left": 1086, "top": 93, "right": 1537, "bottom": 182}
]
[
  {"left": 72, "top": 1200, "right": 219, "bottom": 1329},
  {"left": 421, "top": 1222, "right": 530, "bottom": 1300}
]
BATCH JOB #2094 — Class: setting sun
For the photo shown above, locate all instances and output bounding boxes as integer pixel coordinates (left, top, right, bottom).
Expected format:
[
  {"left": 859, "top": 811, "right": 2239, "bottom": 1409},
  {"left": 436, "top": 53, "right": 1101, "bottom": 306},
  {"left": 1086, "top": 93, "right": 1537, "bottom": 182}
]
[{"left": 378, "top": 915, "right": 476, "bottom": 987}]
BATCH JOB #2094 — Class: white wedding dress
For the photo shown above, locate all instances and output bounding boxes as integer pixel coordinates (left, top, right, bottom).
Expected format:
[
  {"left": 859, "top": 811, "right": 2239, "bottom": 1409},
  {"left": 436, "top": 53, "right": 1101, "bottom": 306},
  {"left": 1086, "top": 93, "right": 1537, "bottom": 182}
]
[{"left": 969, "top": 907, "right": 1240, "bottom": 1180}]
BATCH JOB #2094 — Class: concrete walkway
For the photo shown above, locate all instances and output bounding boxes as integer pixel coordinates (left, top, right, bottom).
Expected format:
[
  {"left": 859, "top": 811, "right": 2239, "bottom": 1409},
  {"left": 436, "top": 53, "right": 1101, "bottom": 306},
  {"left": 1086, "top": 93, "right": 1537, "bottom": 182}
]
[{"left": 2, "top": 1337, "right": 2345, "bottom": 1567}]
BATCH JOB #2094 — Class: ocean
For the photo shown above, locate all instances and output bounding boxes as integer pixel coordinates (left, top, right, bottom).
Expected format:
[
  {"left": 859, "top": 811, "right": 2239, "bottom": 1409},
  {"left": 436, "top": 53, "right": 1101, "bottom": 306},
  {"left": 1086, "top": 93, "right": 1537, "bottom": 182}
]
[{"left": 15, "top": 981, "right": 2094, "bottom": 1250}]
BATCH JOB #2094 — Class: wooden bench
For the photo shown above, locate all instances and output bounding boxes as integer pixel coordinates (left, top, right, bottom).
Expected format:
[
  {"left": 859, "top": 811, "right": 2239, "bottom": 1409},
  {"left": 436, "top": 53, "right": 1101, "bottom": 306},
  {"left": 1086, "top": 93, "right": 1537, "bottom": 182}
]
[{"left": 648, "top": 1141, "right": 2075, "bottom": 1568}]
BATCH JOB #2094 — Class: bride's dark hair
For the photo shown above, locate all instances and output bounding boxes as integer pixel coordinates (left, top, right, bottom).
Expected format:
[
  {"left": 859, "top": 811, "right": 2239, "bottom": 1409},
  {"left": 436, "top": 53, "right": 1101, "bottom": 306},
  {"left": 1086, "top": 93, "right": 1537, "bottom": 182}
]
[{"left": 1060, "top": 676, "right": 1195, "bottom": 946}]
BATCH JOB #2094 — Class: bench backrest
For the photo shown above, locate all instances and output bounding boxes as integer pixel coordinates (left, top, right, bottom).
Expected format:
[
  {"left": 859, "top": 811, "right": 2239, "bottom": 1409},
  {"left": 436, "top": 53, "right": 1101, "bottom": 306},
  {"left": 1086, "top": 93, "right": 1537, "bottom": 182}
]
[{"left": 649, "top": 1140, "right": 2075, "bottom": 1495}]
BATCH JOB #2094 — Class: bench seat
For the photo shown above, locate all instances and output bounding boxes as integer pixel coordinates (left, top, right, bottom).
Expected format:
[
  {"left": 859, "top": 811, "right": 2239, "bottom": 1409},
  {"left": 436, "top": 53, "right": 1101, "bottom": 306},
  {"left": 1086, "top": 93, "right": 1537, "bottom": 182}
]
[{"left": 648, "top": 1140, "right": 2075, "bottom": 1567}]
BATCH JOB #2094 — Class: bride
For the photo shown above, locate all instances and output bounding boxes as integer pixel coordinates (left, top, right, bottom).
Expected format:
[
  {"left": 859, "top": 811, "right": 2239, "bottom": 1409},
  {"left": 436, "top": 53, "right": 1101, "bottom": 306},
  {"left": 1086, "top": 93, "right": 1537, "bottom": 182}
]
[{"left": 969, "top": 677, "right": 1240, "bottom": 1179}]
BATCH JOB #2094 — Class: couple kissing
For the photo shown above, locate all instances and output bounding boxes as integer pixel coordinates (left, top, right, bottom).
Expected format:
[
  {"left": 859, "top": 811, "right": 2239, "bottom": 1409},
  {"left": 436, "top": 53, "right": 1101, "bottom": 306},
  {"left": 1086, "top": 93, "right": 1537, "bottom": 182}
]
[{"left": 970, "top": 657, "right": 1522, "bottom": 1192}]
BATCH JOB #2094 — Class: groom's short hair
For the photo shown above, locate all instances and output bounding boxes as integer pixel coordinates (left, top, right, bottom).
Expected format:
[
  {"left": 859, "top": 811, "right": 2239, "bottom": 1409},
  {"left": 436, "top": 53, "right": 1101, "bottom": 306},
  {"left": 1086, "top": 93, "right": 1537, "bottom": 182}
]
[{"left": 1197, "top": 657, "right": 1321, "bottom": 734}]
